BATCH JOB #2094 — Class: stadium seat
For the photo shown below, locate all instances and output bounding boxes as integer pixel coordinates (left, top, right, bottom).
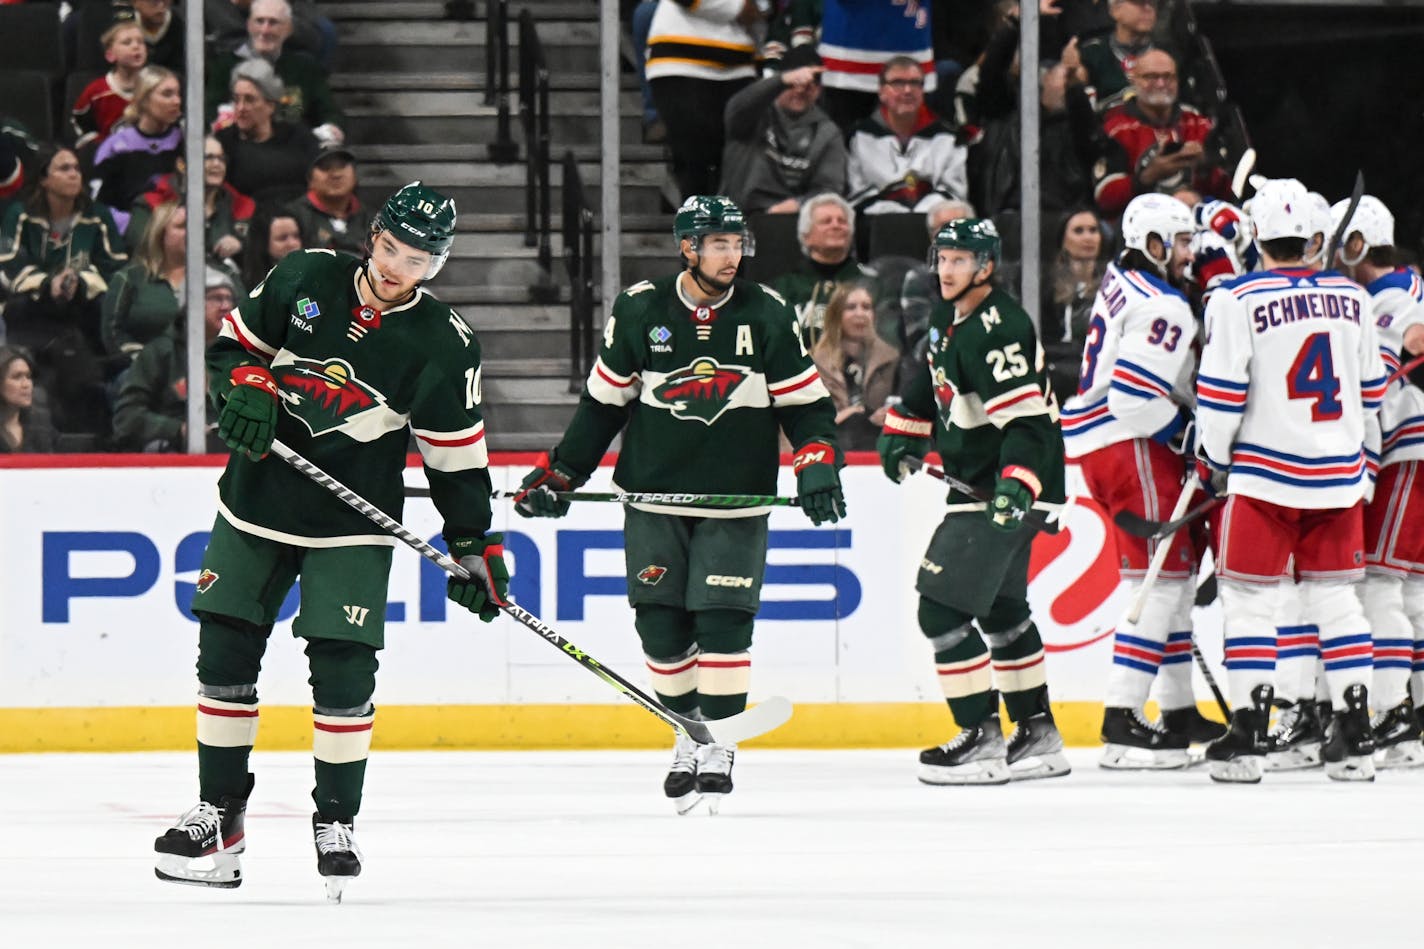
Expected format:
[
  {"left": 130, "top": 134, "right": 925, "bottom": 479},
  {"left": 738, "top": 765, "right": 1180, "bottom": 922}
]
[
  {"left": 0, "top": 72, "right": 56, "bottom": 145},
  {"left": 740, "top": 212, "right": 802, "bottom": 283},
  {"left": 0, "top": 5, "right": 66, "bottom": 76},
  {"left": 866, "top": 213, "right": 930, "bottom": 264}
]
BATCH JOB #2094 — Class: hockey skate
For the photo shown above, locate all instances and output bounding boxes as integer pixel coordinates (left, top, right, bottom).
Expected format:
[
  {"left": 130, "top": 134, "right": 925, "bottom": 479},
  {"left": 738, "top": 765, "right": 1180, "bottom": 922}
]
[
  {"left": 664, "top": 730, "right": 702, "bottom": 815},
  {"left": 1371, "top": 697, "right": 1424, "bottom": 769},
  {"left": 1322, "top": 684, "right": 1375, "bottom": 782},
  {"left": 1099, "top": 707, "right": 1190, "bottom": 770},
  {"left": 153, "top": 775, "right": 253, "bottom": 888},
  {"left": 313, "top": 813, "right": 362, "bottom": 902},
  {"left": 1005, "top": 712, "right": 1071, "bottom": 780},
  {"left": 1264, "top": 700, "right": 1326, "bottom": 772},
  {"left": 919, "top": 714, "right": 1010, "bottom": 785},
  {"left": 694, "top": 743, "right": 735, "bottom": 815},
  {"left": 1206, "top": 685, "right": 1272, "bottom": 784},
  {"left": 1161, "top": 705, "right": 1228, "bottom": 745}
]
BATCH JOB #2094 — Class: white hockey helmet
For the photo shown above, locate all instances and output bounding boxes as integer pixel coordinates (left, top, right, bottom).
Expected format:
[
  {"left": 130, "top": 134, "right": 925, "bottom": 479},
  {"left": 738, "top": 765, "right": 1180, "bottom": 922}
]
[
  {"left": 1121, "top": 193, "right": 1194, "bottom": 269},
  {"left": 1248, "top": 177, "right": 1313, "bottom": 242},
  {"left": 1303, "top": 191, "right": 1332, "bottom": 267},
  {"left": 1330, "top": 194, "right": 1394, "bottom": 266}
]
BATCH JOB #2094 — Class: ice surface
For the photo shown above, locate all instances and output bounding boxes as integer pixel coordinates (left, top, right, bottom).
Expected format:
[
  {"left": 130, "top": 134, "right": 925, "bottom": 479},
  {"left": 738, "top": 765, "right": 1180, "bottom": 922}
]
[{"left": 0, "top": 748, "right": 1419, "bottom": 948}]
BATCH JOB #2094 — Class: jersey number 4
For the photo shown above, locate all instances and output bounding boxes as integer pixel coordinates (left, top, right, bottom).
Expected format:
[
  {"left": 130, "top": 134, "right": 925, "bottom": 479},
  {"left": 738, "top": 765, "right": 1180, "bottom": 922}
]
[{"left": 1286, "top": 332, "right": 1343, "bottom": 421}]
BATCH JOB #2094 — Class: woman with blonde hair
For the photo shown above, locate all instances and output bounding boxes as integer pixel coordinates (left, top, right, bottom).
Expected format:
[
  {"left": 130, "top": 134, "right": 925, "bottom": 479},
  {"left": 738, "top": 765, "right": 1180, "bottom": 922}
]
[
  {"left": 811, "top": 279, "right": 900, "bottom": 450},
  {"left": 94, "top": 65, "right": 183, "bottom": 210}
]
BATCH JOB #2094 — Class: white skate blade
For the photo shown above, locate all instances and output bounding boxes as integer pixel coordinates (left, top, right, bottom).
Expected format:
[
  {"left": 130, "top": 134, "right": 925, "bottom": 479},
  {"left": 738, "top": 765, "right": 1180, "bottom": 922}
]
[
  {"left": 155, "top": 851, "right": 242, "bottom": 888},
  {"left": 1008, "top": 751, "right": 1071, "bottom": 781},
  {"left": 1209, "top": 756, "right": 1263, "bottom": 784},
  {"left": 1375, "top": 740, "right": 1424, "bottom": 769},
  {"left": 1325, "top": 755, "right": 1376, "bottom": 782},
  {"left": 702, "top": 792, "right": 726, "bottom": 815},
  {"left": 919, "top": 756, "right": 1011, "bottom": 786},
  {"left": 669, "top": 790, "right": 702, "bottom": 815},
  {"left": 694, "top": 696, "right": 792, "bottom": 745},
  {"left": 324, "top": 876, "right": 352, "bottom": 903},
  {"left": 1099, "top": 744, "right": 1190, "bottom": 770},
  {"left": 1264, "top": 743, "right": 1322, "bottom": 772}
]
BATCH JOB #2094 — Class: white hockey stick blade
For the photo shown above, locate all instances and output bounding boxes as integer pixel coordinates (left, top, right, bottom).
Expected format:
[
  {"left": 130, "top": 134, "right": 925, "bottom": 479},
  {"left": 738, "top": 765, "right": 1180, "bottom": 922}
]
[
  {"left": 1230, "top": 148, "right": 1257, "bottom": 201},
  {"left": 692, "top": 696, "right": 794, "bottom": 745}
]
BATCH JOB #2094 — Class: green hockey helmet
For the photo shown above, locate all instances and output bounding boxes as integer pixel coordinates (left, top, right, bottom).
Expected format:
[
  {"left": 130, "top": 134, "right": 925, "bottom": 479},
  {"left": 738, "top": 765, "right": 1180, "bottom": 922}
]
[
  {"left": 928, "top": 217, "right": 1001, "bottom": 273},
  {"left": 673, "top": 195, "right": 755, "bottom": 258},
  {"left": 372, "top": 181, "right": 457, "bottom": 280}
]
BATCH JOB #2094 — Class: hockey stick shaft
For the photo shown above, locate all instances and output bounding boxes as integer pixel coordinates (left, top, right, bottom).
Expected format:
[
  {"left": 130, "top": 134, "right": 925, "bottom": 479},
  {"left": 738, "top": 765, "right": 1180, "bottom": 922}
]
[
  {"left": 1113, "top": 495, "right": 1222, "bottom": 540},
  {"left": 404, "top": 485, "right": 800, "bottom": 507},
  {"left": 1125, "top": 475, "right": 1200, "bottom": 625},
  {"left": 1325, "top": 170, "right": 1364, "bottom": 267},
  {"left": 270, "top": 440, "right": 790, "bottom": 745},
  {"left": 902, "top": 456, "right": 1058, "bottom": 532},
  {"left": 1192, "top": 639, "right": 1232, "bottom": 720},
  {"left": 1386, "top": 351, "right": 1424, "bottom": 387}
]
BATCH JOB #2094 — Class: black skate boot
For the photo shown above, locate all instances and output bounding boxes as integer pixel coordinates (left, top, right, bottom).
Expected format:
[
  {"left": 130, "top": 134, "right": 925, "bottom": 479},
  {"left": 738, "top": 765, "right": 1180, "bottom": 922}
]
[
  {"left": 154, "top": 774, "right": 254, "bottom": 888},
  {"left": 313, "top": 813, "right": 362, "bottom": 902},
  {"left": 1005, "top": 712, "right": 1071, "bottom": 780},
  {"left": 664, "top": 731, "right": 701, "bottom": 815},
  {"left": 1264, "top": 699, "right": 1325, "bottom": 772},
  {"left": 1372, "top": 697, "right": 1424, "bottom": 769},
  {"left": 1099, "top": 707, "right": 1190, "bottom": 770},
  {"left": 1206, "top": 685, "right": 1272, "bottom": 784},
  {"left": 694, "top": 743, "right": 736, "bottom": 815},
  {"left": 919, "top": 714, "right": 1010, "bottom": 785},
  {"left": 1322, "top": 684, "right": 1375, "bottom": 782},
  {"left": 1161, "top": 705, "right": 1228, "bottom": 744}
]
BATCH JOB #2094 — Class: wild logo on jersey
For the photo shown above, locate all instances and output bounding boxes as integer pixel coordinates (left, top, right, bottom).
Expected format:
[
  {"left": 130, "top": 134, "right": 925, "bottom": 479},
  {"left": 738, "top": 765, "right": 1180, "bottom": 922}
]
[
  {"left": 276, "top": 357, "right": 386, "bottom": 435},
  {"left": 650, "top": 357, "right": 751, "bottom": 425}
]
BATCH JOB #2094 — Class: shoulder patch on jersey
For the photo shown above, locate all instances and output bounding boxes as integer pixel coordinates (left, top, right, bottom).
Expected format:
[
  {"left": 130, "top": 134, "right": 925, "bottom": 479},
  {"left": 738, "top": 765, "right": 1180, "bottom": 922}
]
[
  {"left": 626, "top": 280, "right": 656, "bottom": 297},
  {"left": 447, "top": 309, "right": 473, "bottom": 346},
  {"left": 760, "top": 284, "right": 788, "bottom": 306}
]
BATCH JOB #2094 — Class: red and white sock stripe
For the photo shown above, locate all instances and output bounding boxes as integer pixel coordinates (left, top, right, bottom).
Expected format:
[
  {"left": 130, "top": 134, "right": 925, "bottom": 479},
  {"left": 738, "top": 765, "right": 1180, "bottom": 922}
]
[
  {"left": 698, "top": 652, "right": 751, "bottom": 697},
  {"left": 992, "top": 649, "right": 1047, "bottom": 693},
  {"left": 646, "top": 649, "right": 700, "bottom": 700},
  {"left": 313, "top": 710, "right": 375, "bottom": 765},
  {"left": 936, "top": 654, "right": 992, "bottom": 700},
  {"left": 196, "top": 697, "right": 259, "bottom": 748}
]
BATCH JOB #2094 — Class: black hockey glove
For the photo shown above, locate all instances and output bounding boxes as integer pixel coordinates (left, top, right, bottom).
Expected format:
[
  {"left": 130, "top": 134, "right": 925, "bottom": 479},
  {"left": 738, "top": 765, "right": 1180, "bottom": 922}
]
[
  {"left": 1194, "top": 455, "right": 1229, "bottom": 499},
  {"left": 793, "top": 440, "right": 846, "bottom": 526},
  {"left": 876, "top": 408, "right": 932, "bottom": 483},
  {"left": 447, "top": 533, "right": 510, "bottom": 623},
  {"left": 988, "top": 466, "right": 1040, "bottom": 532},
  {"left": 513, "top": 451, "right": 588, "bottom": 518},
  {"left": 218, "top": 365, "right": 279, "bottom": 460}
]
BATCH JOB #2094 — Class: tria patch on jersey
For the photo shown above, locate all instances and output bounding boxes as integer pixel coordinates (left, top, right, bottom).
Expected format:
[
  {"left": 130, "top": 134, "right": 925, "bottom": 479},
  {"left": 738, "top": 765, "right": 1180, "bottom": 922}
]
[
  {"left": 636, "top": 564, "right": 668, "bottom": 586},
  {"left": 196, "top": 568, "right": 219, "bottom": 594},
  {"left": 648, "top": 325, "right": 673, "bottom": 353},
  {"left": 650, "top": 357, "right": 750, "bottom": 425},
  {"left": 276, "top": 357, "right": 386, "bottom": 435}
]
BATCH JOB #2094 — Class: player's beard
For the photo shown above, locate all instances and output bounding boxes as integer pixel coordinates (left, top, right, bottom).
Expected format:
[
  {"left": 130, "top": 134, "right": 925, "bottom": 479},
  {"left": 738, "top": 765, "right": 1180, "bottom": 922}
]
[
  {"left": 689, "top": 258, "right": 734, "bottom": 297},
  {"left": 362, "top": 259, "right": 417, "bottom": 306}
]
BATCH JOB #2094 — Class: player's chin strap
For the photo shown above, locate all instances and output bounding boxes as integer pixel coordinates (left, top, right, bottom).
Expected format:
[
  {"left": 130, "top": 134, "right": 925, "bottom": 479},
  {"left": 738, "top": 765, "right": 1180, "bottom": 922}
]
[
  {"left": 687, "top": 258, "right": 731, "bottom": 297},
  {"left": 360, "top": 259, "right": 420, "bottom": 308},
  {"left": 945, "top": 267, "right": 992, "bottom": 306}
]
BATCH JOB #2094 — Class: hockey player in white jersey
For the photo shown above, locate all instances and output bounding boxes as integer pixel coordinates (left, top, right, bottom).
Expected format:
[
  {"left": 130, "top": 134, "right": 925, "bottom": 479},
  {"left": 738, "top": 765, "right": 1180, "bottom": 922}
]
[
  {"left": 1331, "top": 195, "right": 1424, "bottom": 768},
  {"left": 1062, "top": 194, "right": 1226, "bottom": 768},
  {"left": 1195, "top": 177, "right": 1389, "bottom": 783}
]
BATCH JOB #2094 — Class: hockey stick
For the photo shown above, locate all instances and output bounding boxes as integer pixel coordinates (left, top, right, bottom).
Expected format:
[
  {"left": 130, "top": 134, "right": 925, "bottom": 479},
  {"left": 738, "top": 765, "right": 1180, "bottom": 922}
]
[
  {"left": 1113, "top": 495, "right": 1222, "bottom": 540},
  {"left": 1386, "top": 351, "right": 1424, "bottom": 387},
  {"left": 403, "top": 485, "right": 800, "bottom": 508},
  {"left": 1325, "top": 170, "right": 1365, "bottom": 268},
  {"left": 270, "top": 440, "right": 793, "bottom": 746},
  {"left": 1229, "top": 147, "right": 1257, "bottom": 202},
  {"left": 900, "top": 456, "right": 1060, "bottom": 532}
]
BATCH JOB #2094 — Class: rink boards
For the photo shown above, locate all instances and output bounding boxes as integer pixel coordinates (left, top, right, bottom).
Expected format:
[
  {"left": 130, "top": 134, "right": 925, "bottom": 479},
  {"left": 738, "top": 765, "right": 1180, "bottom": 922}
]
[{"left": 0, "top": 454, "right": 1227, "bottom": 751}]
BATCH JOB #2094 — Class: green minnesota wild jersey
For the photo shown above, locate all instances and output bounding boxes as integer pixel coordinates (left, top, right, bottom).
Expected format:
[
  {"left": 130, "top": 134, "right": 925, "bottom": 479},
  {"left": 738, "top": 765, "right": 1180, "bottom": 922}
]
[
  {"left": 207, "top": 249, "right": 492, "bottom": 545},
  {"left": 901, "top": 287, "right": 1066, "bottom": 505},
  {"left": 557, "top": 272, "right": 837, "bottom": 516}
]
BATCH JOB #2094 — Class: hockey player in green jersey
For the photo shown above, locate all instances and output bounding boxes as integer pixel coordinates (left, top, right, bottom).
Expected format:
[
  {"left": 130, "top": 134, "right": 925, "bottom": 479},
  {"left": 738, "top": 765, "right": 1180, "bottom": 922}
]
[
  {"left": 153, "top": 182, "right": 510, "bottom": 901},
  {"left": 515, "top": 195, "right": 845, "bottom": 814},
  {"left": 877, "top": 218, "right": 1071, "bottom": 785}
]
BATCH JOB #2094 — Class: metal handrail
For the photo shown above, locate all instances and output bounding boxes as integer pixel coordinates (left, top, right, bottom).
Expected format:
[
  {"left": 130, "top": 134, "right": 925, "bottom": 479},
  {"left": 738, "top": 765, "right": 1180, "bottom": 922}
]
[
  {"left": 517, "top": 9, "right": 553, "bottom": 280},
  {"left": 486, "top": 0, "right": 517, "bottom": 162},
  {"left": 562, "top": 151, "right": 596, "bottom": 393}
]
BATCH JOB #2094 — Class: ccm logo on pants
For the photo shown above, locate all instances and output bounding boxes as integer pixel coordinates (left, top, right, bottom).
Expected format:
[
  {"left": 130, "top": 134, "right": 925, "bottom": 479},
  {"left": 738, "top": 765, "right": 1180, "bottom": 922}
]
[{"left": 706, "top": 575, "right": 754, "bottom": 588}]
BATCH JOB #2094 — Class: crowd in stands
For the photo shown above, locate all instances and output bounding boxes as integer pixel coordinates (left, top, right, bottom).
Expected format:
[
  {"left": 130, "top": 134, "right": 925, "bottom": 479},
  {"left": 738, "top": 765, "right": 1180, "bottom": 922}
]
[
  {"left": 0, "top": 0, "right": 357, "bottom": 453},
  {"left": 625, "top": 0, "right": 1246, "bottom": 448}
]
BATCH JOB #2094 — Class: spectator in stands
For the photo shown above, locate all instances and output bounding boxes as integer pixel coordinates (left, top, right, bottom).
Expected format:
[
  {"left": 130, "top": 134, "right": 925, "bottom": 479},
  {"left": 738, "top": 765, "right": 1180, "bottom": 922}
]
[
  {"left": 771, "top": 192, "right": 876, "bottom": 347},
  {"left": 207, "top": 0, "right": 336, "bottom": 66},
  {"left": 760, "top": 0, "right": 819, "bottom": 71},
  {"left": 132, "top": 0, "right": 185, "bottom": 73},
  {"left": 215, "top": 58, "right": 321, "bottom": 205},
  {"left": 0, "top": 147, "right": 127, "bottom": 433},
  {"left": 1040, "top": 206, "right": 1108, "bottom": 404},
  {"left": 94, "top": 66, "right": 184, "bottom": 211},
  {"left": 720, "top": 46, "right": 846, "bottom": 216},
  {"left": 286, "top": 145, "right": 369, "bottom": 256},
  {"left": 847, "top": 57, "right": 968, "bottom": 216},
  {"left": 812, "top": 279, "right": 900, "bottom": 450},
  {"left": 644, "top": 0, "right": 761, "bottom": 200},
  {"left": 628, "top": 1, "right": 663, "bottom": 144},
  {"left": 241, "top": 204, "right": 303, "bottom": 289},
  {"left": 72, "top": 15, "right": 149, "bottom": 153},
  {"left": 0, "top": 118, "right": 33, "bottom": 203},
  {"left": 128, "top": 135, "right": 254, "bottom": 265},
  {"left": 1092, "top": 50, "right": 1231, "bottom": 218},
  {"left": 1077, "top": 0, "right": 1165, "bottom": 105},
  {"left": 208, "top": 0, "right": 345, "bottom": 146},
  {"left": 817, "top": 0, "right": 936, "bottom": 134},
  {"left": 0, "top": 346, "right": 58, "bottom": 453},
  {"left": 111, "top": 266, "right": 231, "bottom": 452}
]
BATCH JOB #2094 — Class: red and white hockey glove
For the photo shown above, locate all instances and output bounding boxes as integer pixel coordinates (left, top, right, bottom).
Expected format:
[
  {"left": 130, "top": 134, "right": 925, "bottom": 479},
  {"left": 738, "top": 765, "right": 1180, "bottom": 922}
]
[
  {"left": 877, "top": 407, "right": 932, "bottom": 483},
  {"left": 513, "top": 451, "right": 588, "bottom": 519},
  {"left": 792, "top": 440, "right": 845, "bottom": 526},
  {"left": 219, "top": 365, "right": 279, "bottom": 461}
]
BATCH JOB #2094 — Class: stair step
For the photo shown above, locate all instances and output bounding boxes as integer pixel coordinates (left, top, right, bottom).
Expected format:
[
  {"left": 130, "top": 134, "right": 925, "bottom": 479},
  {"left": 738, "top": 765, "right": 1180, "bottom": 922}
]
[
  {"left": 429, "top": 283, "right": 572, "bottom": 305},
  {"left": 359, "top": 160, "right": 663, "bottom": 188},
  {"left": 336, "top": 20, "right": 600, "bottom": 46},
  {"left": 331, "top": 71, "right": 637, "bottom": 93},
  {"left": 341, "top": 89, "right": 642, "bottom": 116},
  {"left": 354, "top": 143, "right": 662, "bottom": 165},
  {"left": 457, "top": 211, "right": 669, "bottom": 234},
  {"left": 344, "top": 111, "right": 643, "bottom": 148},
  {"left": 325, "top": 1, "right": 449, "bottom": 18},
  {"left": 484, "top": 376, "right": 584, "bottom": 403},
  {"left": 484, "top": 357, "right": 573, "bottom": 378},
  {"left": 482, "top": 403, "right": 580, "bottom": 437},
  {"left": 462, "top": 304, "right": 569, "bottom": 330},
  {"left": 484, "top": 429, "right": 581, "bottom": 452}
]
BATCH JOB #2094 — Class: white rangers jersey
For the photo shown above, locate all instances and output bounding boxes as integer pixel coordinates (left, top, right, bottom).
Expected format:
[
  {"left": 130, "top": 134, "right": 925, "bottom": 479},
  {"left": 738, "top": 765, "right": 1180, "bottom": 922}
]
[
  {"left": 1197, "top": 268, "right": 1388, "bottom": 509},
  {"left": 1061, "top": 263, "right": 1197, "bottom": 458},
  {"left": 1366, "top": 268, "right": 1424, "bottom": 468}
]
